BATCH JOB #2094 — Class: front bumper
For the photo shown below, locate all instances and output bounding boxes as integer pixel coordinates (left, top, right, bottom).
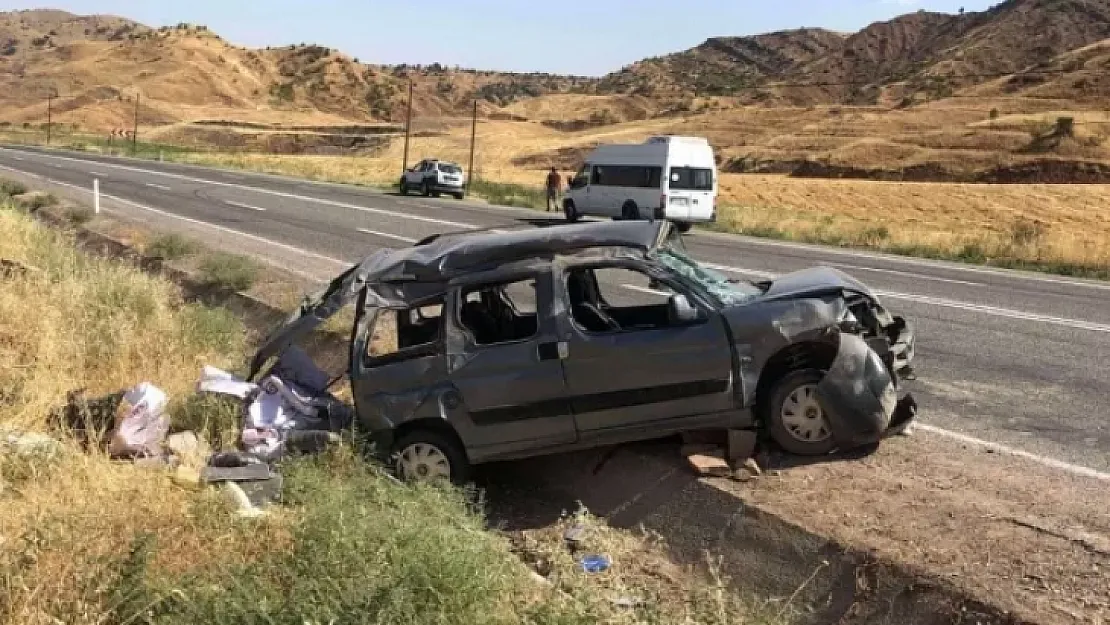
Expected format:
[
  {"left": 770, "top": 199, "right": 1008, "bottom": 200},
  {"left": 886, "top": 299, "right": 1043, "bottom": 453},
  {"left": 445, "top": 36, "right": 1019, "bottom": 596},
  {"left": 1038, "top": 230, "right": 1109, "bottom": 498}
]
[{"left": 815, "top": 325, "right": 918, "bottom": 450}]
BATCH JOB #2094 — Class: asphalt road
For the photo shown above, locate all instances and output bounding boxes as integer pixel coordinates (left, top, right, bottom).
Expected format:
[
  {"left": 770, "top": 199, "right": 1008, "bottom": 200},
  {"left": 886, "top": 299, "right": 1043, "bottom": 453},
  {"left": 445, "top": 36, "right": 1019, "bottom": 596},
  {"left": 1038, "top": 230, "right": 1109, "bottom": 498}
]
[{"left": 2, "top": 144, "right": 1108, "bottom": 475}]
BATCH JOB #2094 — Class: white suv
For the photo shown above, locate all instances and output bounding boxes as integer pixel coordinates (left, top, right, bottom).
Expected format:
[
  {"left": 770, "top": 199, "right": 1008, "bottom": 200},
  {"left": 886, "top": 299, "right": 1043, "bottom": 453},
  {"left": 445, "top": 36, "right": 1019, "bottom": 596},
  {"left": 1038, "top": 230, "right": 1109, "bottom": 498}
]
[{"left": 400, "top": 159, "right": 466, "bottom": 200}]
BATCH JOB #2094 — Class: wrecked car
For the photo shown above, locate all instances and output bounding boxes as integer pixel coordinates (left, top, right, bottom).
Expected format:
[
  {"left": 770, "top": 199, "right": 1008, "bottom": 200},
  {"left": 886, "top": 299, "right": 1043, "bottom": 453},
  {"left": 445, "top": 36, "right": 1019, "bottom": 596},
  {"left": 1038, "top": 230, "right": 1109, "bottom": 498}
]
[{"left": 248, "top": 220, "right": 917, "bottom": 483}]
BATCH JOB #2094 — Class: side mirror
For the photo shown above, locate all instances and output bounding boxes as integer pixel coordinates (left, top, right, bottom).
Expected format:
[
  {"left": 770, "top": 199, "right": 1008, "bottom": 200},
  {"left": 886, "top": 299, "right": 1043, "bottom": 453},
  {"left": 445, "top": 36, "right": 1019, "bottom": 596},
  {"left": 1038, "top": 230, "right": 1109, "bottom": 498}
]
[{"left": 668, "top": 294, "right": 700, "bottom": 324}]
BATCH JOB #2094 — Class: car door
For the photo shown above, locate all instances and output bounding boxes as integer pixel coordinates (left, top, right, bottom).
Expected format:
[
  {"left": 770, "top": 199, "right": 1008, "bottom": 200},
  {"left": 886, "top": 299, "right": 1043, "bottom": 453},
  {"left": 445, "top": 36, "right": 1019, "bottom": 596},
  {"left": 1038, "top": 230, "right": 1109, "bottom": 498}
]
[
  {"left": 589, "top": 165, "right": 614, "bottom": 216},
  {"left": 444, "top": 269, "right": 577, "bottom": 461},
  {"left": 405, "top": 160, "right": 425, "bottom": 186},
  {"left": 556, "top": 261, "right": 735, "bottom": 438}
]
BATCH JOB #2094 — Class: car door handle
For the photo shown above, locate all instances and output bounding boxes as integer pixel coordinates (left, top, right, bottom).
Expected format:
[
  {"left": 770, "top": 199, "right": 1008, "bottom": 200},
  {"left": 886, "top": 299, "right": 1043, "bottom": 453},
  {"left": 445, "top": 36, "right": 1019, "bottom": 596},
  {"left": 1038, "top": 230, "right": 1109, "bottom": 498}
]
[{"left": 538, "top": 341, "right": 569, "bottom": 361}]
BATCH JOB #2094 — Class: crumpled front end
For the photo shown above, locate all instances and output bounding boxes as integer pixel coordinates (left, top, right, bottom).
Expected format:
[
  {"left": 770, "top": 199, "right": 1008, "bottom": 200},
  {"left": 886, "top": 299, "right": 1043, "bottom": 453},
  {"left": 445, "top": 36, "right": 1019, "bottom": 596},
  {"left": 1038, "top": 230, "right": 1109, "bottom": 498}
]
[{"left": 816, "top": 329, "right": 917, "bottom": 449}]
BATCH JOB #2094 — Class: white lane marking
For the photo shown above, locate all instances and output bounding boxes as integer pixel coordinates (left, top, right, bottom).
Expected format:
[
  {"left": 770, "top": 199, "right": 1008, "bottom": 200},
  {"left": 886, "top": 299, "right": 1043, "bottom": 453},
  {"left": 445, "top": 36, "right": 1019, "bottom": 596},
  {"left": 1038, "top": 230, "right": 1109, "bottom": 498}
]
[
  {"left": 6, "top": 159, "right": 1110, "bottom": 483},
  {"left": 8, "top": 146, "right": 1110, "bottom": 293},
  {"left": 829, "top": 262, "right": 983, "bottom": 286},
  {"left": 5, "top": 151, "right": 1106, "bottom": 333},
  {"left": 90, "top": 171, "right": 108, "bottom": 178},
  {"left": 13, "top": 156, "right": 24, "bottom": 161},
  {"left": 50, "top": 163, "right": 63, "bottom": 168},
  {"left": 0, "top": 148, "right": 477, "bottom": 230},
  {"left": 0, "top": 164, "right": 42, "bottom": 180},
  {"left": 698, "top": 229, "right": 1110, "bottom": 292},
  {"left": 357, "top": 228, "right": 417, "bottom": 243},
  {"left": 224, "top": 200, "right": 267, "bottom": 212},
  {"left": 145, "top": 182, "right": 171, "bottom": 191},
  {"left": 878, "top": 290, "right": 1110, "bottom": 333},
  {"left": 701, "top": 261, "right": 1110, "bottom": 333},
  {"left": 622, "top": 284, "right": 671, "bottom": 297},
  {"left": 0, "top": 169, "right": 348, "bottom": 274},
  {"left": 917, "top": 424, "right": 1110, "bottom": 483}
]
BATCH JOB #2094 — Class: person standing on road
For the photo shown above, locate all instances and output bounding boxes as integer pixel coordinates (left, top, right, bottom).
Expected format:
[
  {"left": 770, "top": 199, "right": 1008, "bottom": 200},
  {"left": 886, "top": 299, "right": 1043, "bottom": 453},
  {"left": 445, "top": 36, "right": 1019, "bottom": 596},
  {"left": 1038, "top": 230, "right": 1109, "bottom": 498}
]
[{"left": 545, "top": 167, "right": 562, "bottom": 212}]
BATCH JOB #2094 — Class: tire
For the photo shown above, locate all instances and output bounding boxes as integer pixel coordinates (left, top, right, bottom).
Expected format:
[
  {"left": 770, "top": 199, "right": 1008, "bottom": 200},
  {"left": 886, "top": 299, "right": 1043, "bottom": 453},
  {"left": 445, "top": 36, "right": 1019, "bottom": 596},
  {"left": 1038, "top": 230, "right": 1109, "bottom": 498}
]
[
  {"left": 564, "top": 199, "right": 580, "bottom": 223},
  {"left": 620, "top": 201, "right": 640, "bottom": 221},
  {"left": 762, "top": 369, "right": 836, "bottom": 456},
  {"left": 422, "top": 181, "right": 432, "bottom": 197},
  {"left": 399, "top": 179, "right": 408, "bottom": 195},
  {"left": 674, "top": 221, "right": 692, "bottom": 233},
  {"left": 392, "top": 429, "right": 471, "bottom": 485},
  {"left": 452, "top": 192, "right": 464, "bottom": 200}
]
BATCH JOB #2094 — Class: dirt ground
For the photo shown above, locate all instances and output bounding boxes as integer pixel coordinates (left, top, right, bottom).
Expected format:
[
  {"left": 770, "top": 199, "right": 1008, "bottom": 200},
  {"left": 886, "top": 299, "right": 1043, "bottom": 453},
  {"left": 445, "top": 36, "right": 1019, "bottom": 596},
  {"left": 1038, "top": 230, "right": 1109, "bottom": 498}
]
[{"left": 712, "top": 433, "right": 1110, "bottom": 624}]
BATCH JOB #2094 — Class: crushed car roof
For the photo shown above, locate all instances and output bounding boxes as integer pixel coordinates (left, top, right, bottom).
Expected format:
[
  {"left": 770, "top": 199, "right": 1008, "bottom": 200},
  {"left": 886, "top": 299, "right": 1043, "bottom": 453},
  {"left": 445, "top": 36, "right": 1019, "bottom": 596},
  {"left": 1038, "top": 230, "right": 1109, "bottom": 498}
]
[
  {"left": 375, "top": 219, "right": 671, "bottom": 283},
  {"left": 247, "top": 220, "right": 674, "bottom": 379}
]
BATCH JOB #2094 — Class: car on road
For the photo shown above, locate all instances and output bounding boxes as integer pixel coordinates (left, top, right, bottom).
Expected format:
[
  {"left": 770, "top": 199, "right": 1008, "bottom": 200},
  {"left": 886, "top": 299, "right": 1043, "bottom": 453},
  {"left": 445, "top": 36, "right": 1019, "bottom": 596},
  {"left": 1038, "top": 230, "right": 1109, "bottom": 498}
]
[
  {"left": 400, "top": 159, "right": 466, "bottom": 199},
  {"left": 564, "top": 136, "right": 718, "bottom": 232},
  {"left": 249, "top": 221, "right": 917, "bottom": 483}
]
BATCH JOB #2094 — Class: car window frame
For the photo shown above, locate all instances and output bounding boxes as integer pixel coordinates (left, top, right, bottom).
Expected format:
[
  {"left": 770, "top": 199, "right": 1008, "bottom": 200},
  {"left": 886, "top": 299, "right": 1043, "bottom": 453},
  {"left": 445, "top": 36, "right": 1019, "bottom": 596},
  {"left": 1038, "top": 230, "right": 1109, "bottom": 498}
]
[
  {"left": 361, "top": 299, "right": 445, "bottom": 368},
  {"left": 453, "top": 272, "right": 545, "bottom": 350},
  {"left": 561, "top": 260, "right": 709, "bottom": 336}
]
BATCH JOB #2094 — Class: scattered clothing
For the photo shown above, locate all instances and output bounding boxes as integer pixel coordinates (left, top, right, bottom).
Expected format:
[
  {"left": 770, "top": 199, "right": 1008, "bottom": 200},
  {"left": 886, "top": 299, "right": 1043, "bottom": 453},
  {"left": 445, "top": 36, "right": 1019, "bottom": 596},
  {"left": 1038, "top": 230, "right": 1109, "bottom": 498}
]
[{"left": 107, "top": 383, "right": 169, "bottom": 459}]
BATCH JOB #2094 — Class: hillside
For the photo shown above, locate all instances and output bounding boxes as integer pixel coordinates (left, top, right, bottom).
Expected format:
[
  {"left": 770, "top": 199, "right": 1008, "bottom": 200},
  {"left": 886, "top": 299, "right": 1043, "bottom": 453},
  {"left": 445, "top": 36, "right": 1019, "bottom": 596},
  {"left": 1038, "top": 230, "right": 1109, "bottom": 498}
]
[
  {"left": 0, "top": 9, "right": 595, "bottom": 130},
  {"left": 598, "top": 0, "right": 1110, "bottom": 105}
]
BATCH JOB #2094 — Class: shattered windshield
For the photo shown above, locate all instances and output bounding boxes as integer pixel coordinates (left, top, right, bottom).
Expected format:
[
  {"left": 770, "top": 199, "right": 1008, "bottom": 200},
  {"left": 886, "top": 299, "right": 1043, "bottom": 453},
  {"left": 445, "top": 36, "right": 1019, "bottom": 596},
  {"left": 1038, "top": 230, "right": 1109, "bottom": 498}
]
[{"left": 651, "top": 246, "right": 761, "bottom": 306}]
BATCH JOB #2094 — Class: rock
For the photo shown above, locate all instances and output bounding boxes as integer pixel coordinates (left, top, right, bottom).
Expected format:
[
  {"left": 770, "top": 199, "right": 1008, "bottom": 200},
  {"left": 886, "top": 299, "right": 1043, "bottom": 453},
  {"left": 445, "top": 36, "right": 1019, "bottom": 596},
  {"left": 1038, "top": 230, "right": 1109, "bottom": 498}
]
[
  {"left": 1, "top": 431, "right": 63, "bottom": 460},
  {"left": 171, "top": 466, "right": 202, "bottom": 489},
  {"left": 166, "top": 431, "right": 200, "bottom": 456},
  {"left": 741, "top": 457, "right": 762, "bottom": 476},
  {"left": 563, "top": 524, "right": 587, "bottom": 548},
  {"left": 685, "top": 451, "right": 731, "bottom": 477}
]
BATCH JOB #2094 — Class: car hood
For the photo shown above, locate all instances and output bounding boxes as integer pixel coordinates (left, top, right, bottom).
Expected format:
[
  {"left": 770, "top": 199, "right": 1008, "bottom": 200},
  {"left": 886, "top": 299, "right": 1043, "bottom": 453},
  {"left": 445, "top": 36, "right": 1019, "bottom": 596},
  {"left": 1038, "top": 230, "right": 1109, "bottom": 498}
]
[{"left": 753, "top": 266, "right": 875, "bottom": 302}]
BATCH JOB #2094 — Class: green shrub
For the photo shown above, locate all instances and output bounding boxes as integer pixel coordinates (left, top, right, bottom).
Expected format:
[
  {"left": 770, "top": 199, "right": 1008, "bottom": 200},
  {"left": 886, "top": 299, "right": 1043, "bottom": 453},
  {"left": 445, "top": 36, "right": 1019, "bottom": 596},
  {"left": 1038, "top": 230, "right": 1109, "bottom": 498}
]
[
  {"left": 199, "top": 252, "right": 259, "bottom": 291},
  {"left": 146, "top": 233, "right": 198, "bottom": 260}
]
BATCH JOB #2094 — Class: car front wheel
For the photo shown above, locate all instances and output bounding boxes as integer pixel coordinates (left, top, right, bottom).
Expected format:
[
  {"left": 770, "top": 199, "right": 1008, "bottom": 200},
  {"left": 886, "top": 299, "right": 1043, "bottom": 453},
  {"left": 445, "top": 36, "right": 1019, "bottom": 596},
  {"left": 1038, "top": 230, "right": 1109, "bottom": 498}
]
[
  {"left": 392, "top": 429, "right": 470, "bottom": 485},
  {"left": 399, "top": 179, "right": 408, "bottom": 195},
  {"left": 764, "top": 369, "right": 836, "bottom": 456}
]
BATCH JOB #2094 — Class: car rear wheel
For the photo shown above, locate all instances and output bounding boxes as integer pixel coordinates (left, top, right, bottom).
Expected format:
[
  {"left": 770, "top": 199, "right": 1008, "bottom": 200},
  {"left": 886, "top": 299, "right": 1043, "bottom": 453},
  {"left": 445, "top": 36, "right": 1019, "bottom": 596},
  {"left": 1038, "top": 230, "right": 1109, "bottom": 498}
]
[
  {"left": 392, "top": 429, "right": 470, "bottom": 485},
  {"left": 452, "top": 192, "right": 464, "bottom": 200},
  {"left": 764, "top": 369, "right": 836, "bottom": 456},
  {"left": 621, "top": 201, "right": 640, "bottom": 221},
  {"left": 674, "top": 221, "right": 692, "bottom": 233},
  {"left": 422, "top": 181, "right": 432, "bottom": 197},
  {"left": 564, "top": 199, "right": 580, "bottom": 223},
  {"left": 399, "top": 179, "right": 408, "bottom": 195}
]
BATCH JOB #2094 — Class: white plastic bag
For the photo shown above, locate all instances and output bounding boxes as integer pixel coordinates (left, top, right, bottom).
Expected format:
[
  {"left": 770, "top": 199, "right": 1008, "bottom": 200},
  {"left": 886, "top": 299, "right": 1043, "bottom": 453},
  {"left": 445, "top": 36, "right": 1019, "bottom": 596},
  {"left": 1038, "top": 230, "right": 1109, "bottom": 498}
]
[{"left": 107, "top": 383, "right": 169, "bottom": 458}]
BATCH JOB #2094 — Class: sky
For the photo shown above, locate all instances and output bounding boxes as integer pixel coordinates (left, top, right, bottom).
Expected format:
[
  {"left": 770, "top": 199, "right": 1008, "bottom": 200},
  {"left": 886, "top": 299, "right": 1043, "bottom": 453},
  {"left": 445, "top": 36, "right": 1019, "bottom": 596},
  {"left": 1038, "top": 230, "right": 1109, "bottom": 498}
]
[{"left": 2, "top": 0, "right": 996, "bottom": 76}]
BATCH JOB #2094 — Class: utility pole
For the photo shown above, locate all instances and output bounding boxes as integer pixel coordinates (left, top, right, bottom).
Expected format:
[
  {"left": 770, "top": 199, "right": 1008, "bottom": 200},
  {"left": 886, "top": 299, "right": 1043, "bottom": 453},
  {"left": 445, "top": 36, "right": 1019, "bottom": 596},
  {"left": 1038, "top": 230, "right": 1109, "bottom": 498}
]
[
  {"left": 131, "top": 92, "right": 140, "bottom": 155},
  {"left": 401, "top": 79, "right": 413, "bottom": 175},
  {"left": 46, "top": 92, "right": 54, "bottom": 145},
  {"left": 466, "top": 99, "right": 477, "bottom": 196}
]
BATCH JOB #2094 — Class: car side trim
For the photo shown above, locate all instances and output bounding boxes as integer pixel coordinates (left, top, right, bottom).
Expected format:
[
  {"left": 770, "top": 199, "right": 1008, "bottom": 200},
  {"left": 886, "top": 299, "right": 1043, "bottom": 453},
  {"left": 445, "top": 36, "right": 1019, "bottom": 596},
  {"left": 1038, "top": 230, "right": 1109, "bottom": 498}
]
[{"left": 469, "top": 378, "right": 731, "bottom": 426}]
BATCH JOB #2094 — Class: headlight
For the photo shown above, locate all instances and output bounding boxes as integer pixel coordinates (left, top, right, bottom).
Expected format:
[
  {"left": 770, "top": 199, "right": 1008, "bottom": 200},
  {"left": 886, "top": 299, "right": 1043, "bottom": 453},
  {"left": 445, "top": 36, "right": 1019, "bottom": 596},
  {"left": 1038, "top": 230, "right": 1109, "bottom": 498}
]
[{"left": 838, "top": 308, "right": 860, "bottom": 332}]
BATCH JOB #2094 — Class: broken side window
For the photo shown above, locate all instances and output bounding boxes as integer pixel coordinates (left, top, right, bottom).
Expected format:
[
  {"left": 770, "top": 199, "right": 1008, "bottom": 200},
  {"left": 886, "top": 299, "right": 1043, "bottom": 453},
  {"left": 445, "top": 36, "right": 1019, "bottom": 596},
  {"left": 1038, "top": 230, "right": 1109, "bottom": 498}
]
[
  {"left": 567, "top": 266, "right": 681, "bottom": 334},
  {"left": 458, "top": 278, "right": 539, "bottom": 346},
  {"left": 366, "top": 299, "right": 444, "bottom": 363}
]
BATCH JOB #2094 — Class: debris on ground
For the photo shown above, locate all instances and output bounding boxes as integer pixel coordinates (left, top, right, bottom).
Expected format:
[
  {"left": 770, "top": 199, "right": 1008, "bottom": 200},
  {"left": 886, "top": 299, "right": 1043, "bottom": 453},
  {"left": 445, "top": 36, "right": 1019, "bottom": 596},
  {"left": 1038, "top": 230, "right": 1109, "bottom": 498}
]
[
  {"left": 684, "top": 449, "right": 732, "bottom": 477},
  {"left": 196, "top": 346, "right": 351, "bottom": 463},
  {"left": 730, "top": 457, "right": 763, "bottom": 483},
  {"left": 107, "top": 382, "right": 170, "bottom": 460},
  {"left": 580, "top": 554, "right": 612, "bottom": 574}
]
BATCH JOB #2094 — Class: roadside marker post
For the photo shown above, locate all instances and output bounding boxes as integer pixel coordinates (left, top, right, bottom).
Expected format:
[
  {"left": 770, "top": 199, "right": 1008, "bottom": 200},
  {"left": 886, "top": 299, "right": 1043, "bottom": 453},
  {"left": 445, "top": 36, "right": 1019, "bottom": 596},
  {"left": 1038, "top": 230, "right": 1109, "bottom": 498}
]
[{"left": 93, "top": 178, "right": 100, "bottom": 214}]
